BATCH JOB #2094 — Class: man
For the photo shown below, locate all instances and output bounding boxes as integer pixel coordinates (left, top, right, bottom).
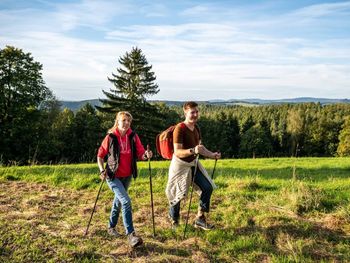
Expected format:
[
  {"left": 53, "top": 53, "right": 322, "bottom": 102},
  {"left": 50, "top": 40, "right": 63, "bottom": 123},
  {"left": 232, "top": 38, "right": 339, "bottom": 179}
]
[{"left": 165, "top": 101, "right": 221, "bottom": 230}]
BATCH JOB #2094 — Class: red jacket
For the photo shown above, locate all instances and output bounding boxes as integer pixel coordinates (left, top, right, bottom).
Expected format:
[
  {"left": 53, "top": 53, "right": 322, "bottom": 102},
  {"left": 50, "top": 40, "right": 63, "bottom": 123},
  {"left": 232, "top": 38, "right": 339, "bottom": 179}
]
[{"left": 97, "top": 128, "right": 145, "bottom": 177}]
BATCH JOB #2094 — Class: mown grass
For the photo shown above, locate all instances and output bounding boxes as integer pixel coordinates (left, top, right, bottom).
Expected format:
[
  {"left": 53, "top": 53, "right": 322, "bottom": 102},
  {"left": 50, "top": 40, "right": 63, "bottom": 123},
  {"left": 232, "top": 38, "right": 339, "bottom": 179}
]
[{"left": 0, "top": 157, "right": 350, "bottom": 262}]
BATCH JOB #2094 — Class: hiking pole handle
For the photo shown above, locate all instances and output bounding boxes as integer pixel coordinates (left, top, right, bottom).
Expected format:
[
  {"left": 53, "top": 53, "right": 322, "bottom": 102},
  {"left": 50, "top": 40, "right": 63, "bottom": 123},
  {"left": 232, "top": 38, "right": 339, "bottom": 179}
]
[
  {"left": 85, "top": 178, "right": 105, "bottom": 236},
  {"left": 147, "top": 144, "right": 156, "bottom": 237}
]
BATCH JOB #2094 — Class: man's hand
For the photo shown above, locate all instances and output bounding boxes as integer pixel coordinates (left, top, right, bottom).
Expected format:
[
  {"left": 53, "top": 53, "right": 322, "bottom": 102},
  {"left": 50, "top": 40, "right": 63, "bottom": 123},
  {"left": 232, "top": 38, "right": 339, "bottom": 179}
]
[
  {"left": 194, "top": 145, "right": 205, "bottom": 155},
  {"left": 194, "top": 145, "right": 221, "bottom": 159},
  {"left": 212, "top": 152, "right": 221, "bottom": 159}
]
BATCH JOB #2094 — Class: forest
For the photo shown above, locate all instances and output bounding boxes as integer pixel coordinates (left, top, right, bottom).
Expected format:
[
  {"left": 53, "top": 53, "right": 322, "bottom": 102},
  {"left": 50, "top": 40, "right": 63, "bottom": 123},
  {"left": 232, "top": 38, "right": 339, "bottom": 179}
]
[
  {"left": 1, "top": 45, "right": 350, "bottom": 165},
  {"left": 1, "top": 100, "right": 350, "bottom": 165}
]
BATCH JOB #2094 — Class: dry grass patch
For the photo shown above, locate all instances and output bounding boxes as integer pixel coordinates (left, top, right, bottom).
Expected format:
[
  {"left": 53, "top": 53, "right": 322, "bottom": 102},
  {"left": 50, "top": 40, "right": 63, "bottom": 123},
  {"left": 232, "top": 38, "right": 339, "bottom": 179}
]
[{"left": 0, "top": 181, "right": 219, "bottom": 262}]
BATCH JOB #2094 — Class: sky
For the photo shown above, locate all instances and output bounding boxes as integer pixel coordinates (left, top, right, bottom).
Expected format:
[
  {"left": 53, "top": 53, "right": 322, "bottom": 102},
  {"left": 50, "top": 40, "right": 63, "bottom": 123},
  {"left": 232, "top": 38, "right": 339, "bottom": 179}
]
[{"left": 1, "top": 0, "right": 349, "bottom": 101}]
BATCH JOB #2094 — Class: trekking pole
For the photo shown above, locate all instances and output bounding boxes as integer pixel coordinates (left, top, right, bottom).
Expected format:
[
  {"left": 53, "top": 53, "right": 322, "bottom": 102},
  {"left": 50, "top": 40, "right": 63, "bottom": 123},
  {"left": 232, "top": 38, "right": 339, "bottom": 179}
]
[
  {"left": 147, "top": 144, "right": 156, "bottom": 237},
  {"left": 211, "top": 151, "right": 220, "bottom": 180},
  {"left": 84, "top": 178, "right": 105, "bottom": 236},
  {"left": 183, "top": 154, "right": 200, "bottom": 239}
]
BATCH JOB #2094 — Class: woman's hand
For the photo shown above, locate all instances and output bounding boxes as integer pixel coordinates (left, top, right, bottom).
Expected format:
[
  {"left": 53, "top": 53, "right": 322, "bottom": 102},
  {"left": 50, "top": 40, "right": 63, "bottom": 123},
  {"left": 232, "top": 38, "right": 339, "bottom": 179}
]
[
  {"left": 99, "top": 170, "right": 107, "bottom": 181},
  {"left": 144, "top": 150, "right": 153, "bottom": 160}
]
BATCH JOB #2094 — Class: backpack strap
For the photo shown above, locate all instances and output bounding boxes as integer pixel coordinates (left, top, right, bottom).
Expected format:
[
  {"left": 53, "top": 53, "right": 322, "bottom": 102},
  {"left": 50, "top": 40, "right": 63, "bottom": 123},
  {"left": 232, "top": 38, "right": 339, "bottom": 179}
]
[{"left": 128, "top": 131, "right": 138, "bottom": 179}]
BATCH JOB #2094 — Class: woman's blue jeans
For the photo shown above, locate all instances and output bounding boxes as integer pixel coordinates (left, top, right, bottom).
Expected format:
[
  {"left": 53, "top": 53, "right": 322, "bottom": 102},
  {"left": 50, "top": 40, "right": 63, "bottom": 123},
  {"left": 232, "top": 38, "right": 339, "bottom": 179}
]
[
  {"left": 106, "top": 175, "right": 134, "bottom": 235},
  {"left": 169, "top": 167, "right": 213, "bottom": 221}
]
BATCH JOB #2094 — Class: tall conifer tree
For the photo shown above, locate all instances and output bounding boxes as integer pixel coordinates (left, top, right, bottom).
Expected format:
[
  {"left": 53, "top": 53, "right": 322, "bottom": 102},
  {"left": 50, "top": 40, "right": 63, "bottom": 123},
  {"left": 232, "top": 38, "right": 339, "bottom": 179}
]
[{"left": 97, "top": 47, "right": 163, "bottom": 144}]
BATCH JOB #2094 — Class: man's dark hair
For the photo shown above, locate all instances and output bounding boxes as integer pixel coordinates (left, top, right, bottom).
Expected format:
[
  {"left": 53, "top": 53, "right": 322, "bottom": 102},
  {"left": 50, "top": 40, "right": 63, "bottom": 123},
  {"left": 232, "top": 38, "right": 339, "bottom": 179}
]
[{"left": 183, "top": 101, "right": 198, "bottom": 111}]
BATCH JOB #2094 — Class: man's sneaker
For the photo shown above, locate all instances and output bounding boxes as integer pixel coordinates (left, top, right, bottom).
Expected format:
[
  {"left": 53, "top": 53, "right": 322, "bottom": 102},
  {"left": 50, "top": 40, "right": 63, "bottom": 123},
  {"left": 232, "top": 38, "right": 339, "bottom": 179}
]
[
  {"left": 194, "top": 215, "right": 214, "bottom": 231},
  {"left": 107, "top": 227, "right": 120, "bottom": 238},
  {"left": 127, "top": 232, "right": 143, "bottom": 248},
  {"left": 168, "top": 213, "right": 179, "bottom": 230}
]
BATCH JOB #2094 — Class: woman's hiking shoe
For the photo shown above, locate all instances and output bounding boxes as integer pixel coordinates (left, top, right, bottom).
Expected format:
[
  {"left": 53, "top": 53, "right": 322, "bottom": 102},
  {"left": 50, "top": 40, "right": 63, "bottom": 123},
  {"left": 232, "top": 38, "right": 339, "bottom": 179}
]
[
  {"left": 194, "top": 215, "right": 214, "bottom": 230},
  {"left": 107, "top": 227, "right": 120, "bottom": 238},
  {"left": 127, "top": 232, "right": 143, "bottom": 248}
]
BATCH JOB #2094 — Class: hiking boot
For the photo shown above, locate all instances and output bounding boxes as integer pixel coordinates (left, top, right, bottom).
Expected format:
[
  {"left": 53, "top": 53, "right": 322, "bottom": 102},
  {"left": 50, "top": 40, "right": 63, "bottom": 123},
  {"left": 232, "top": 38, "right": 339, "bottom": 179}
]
[
  {"left": 168, "top": 213, "right": 179, "bottom": 230},
  {"left": 194, "top": 215, "right": 214, "bottom": 231},
  {"left": 107, "top": 227, "right": 120, "bottom": 238},
  {"left": 127, "top": 232, "right": 143, "bottom": 248}
]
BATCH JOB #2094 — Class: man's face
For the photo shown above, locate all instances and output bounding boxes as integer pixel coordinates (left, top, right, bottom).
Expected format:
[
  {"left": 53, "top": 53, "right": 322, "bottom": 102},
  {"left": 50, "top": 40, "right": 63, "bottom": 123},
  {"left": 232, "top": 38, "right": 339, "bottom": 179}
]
[{"left": 184, "top": 106, "right": 199, "bottom": 123}]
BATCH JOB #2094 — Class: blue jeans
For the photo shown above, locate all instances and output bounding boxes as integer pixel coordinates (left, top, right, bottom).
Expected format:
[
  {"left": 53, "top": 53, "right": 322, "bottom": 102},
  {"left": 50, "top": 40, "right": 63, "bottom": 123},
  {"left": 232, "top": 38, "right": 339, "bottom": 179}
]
[
  {"left": 169, "top": 167, "right": 213, "bottom": 221},
  {"left": 106, "top": 175, "right": 134, "bottom": 235}
]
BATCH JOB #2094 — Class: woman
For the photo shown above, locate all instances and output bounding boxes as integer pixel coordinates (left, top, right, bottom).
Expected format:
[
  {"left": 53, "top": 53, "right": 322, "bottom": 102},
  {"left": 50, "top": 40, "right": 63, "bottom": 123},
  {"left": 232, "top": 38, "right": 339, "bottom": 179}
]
[{"left": 97, "top": 111, "right": 152, "bottom": 248}]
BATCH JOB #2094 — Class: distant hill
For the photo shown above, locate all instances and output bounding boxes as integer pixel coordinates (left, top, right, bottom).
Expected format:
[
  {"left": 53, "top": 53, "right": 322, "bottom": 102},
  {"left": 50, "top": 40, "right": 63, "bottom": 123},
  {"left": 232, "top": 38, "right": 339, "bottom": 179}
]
[
  {"left": 225, "top": 97, "right": 350, "bottom": 105},
  {"left": 60, "top": 99, "right": 102, "bottom": 111},
  {"left": 60, "top": 97, "right": 349, "bottom": 111}
]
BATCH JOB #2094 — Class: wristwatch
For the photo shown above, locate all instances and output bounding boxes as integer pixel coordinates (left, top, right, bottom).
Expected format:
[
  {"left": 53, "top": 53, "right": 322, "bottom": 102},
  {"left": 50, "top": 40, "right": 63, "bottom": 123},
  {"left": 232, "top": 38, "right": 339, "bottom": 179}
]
[{"left": 190, "top": 147, "right": 195, "bottom": 155}]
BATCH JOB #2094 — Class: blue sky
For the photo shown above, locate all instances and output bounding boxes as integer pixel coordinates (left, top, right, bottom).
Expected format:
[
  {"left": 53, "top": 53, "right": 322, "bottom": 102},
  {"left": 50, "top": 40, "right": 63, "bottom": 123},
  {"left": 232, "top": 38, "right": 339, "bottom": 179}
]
[{"left": 1, "top": 0, "right": 349, "bottom": 101}]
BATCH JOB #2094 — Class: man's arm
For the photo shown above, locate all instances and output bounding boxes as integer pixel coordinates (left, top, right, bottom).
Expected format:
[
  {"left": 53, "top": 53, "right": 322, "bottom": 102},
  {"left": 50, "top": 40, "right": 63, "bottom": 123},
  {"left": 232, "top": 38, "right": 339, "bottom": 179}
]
[
  {"left": 195, "top": 144, "right": 221, "bottom": 159},
  {"left": 174, "top": 142, "right": 221, "bottom": 159},
  {"left": 174, "top": 143, "right": 195, "bottom": 158}
]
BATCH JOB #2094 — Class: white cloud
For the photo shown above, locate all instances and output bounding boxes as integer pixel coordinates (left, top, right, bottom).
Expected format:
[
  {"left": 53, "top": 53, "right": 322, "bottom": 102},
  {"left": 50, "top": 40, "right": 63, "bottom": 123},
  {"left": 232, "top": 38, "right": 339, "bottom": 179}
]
[
  {"left": 291, "top": 1, "right": 350, "bottom": 18},
  {"left": 53, "top": 0, "right": 133, "bottom": 31},
  {"left": 1, "top": 0, "right": 349, "bottom": 100}
]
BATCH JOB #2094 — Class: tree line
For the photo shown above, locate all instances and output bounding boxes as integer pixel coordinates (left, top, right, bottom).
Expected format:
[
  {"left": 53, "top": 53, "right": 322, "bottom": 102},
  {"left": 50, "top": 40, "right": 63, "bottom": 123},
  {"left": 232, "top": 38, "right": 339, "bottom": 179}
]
[
  {"left": 1, "top": 45, "right": 349, "bottom": 165},
  {"left": 196, "top": 103, "right": 350, "bottom": 158}
]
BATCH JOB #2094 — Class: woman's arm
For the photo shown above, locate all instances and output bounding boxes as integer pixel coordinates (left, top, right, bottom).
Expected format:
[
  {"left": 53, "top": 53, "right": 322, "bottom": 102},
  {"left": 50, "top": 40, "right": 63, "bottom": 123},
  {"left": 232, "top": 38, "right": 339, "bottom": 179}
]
[
  {"left": 97, "top": 135, "right": 109, "bottom": 180},
  {"left": 134, "top": 134, "right": 153, "bottom": 160},
  {"left": 97, "top": 156, "right": 107, "bottom": 180}
]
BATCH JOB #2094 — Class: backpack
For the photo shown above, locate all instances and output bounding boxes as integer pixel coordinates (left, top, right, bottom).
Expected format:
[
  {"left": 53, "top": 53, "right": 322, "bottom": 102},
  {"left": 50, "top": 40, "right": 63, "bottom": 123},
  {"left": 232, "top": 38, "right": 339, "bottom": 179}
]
[{"left": 156, "top": 123, "right": 186, "bottom": 159}]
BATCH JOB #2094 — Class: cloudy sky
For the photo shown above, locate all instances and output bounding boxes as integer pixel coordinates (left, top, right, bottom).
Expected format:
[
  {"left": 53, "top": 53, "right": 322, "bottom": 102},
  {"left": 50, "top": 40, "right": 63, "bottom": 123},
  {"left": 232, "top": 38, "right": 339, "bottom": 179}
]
[{"left": 1, "top": 0, "right": 349, "bottom": 101}]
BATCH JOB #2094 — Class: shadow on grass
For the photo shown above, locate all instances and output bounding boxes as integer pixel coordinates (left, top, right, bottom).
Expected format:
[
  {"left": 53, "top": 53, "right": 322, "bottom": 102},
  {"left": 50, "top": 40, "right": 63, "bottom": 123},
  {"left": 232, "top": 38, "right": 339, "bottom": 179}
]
[
  {"left": 108, "top": 240, "right": 191, "bottom": 261},
  {"left": 218, "top": 166, "right": 350, "bottom": 181},
  {"left": 71, "top": 251, "right": 102, "bottom": 261},
  {"left": 89, "top": 229, "right": 192, "bottom": 260},
  {"left": 235, "top": 221, "right": 349, "bottom": 261}
]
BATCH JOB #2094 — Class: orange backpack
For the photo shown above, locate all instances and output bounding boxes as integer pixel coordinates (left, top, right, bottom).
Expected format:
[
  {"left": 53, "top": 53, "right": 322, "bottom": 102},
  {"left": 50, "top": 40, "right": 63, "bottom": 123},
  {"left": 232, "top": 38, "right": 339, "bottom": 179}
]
[{"left": 156, "top": 123, "right": 186, "bottom": 159}]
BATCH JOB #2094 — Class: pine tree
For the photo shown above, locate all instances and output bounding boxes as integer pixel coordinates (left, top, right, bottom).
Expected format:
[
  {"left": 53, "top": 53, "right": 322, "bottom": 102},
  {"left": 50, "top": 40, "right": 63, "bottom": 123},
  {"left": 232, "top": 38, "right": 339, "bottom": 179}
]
[
  {"left": 107, "top": 47, "right": 159, "bottom": 101},
  {"left": 97, "top": 47, "right": 164, "bottom": 145}
]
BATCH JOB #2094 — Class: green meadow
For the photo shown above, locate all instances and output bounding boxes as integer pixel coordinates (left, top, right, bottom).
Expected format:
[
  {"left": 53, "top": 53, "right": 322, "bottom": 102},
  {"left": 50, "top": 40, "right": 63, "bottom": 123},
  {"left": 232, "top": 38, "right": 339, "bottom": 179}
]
[{"left": 1, "top": 157, "right": 350, "bottom": 262}]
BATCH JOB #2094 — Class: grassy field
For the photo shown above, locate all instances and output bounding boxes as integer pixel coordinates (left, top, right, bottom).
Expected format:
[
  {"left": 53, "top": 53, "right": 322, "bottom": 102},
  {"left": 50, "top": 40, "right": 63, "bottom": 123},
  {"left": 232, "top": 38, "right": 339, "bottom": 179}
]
[{"left": 0, "top": 157, "right": 350, "bottom": 262}]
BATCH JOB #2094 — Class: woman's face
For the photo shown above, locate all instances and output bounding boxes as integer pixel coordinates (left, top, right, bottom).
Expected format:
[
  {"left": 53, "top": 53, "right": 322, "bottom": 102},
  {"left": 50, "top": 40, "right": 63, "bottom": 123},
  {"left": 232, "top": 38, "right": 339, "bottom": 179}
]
[{"left": 117, "top": 115, "right": 131, "bottom": 132}]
